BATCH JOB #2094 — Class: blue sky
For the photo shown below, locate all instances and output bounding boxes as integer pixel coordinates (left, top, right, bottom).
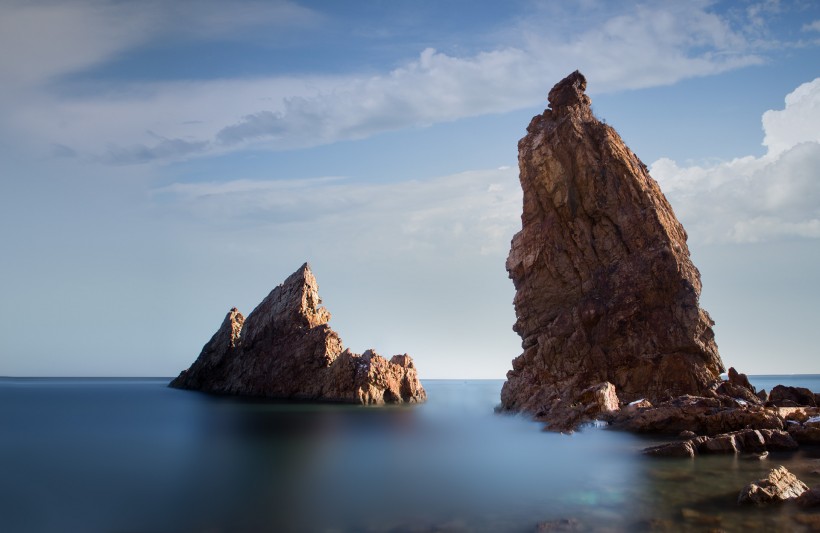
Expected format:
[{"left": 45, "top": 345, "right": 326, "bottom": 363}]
[{"left": 1, "top": 0, "right": 819, "bottom": 378}]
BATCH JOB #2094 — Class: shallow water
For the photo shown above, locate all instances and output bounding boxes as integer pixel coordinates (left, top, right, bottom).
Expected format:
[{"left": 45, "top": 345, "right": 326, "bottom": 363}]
[{"left": 1, "top": 377, "right": 819, "bottom": 532}]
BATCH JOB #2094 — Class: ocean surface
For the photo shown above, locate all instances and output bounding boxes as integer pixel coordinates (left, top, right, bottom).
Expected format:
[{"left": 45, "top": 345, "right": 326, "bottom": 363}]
[{"left": 1, "top": 376, "right": 819, "bottom": 532}]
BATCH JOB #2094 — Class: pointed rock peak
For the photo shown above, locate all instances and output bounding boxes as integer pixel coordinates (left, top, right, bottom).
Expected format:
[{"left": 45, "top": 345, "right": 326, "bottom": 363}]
[
  {"left": 170, "top": 262, "right": 426, "bottom": 405},
  {"left": 547, "top": 70, "right": 591, "bottom": 114},
  {"left": 283, "top": 261, "right": 314, "bottom": 287}
]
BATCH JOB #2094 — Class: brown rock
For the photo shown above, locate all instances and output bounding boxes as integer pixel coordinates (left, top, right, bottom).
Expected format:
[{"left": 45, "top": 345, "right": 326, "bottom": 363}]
[
  {"left": 499, "top": 71, "right": 723, "bottom": 429},
  {"left": 768, "top": 385, "right": 817, "bottom": 407},
  {"left": 787, "top": 424, "right": 820, "bottom": 444},
  {"left": 612, "top": 394, "right": 783, "bottom": 436},
  {"left": 738, "top": 466, "right": 808, "bottom": 506},
  {"left": 643, "top": 440, "right": 696, "bottom": 458},
  {"left": 644, "top": 428, "right": 795, "bottom": 458},
  {"left": 759, "top": 428, "right": 800, "bottom": 451},
  {"left": 170, "top": 263, "right": 426, "bottom": 405},
  {"left": 728, "top": 367, "right": 754, "bottom": 391},
  {"left": 716, "top": 368, "right": 761, "bottom": 405}
]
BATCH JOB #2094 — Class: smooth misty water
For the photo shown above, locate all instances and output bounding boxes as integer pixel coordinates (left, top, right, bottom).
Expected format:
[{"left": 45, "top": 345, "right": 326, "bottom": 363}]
[{"left": 1, "top": 378, "right": 820, "bottom": 532}]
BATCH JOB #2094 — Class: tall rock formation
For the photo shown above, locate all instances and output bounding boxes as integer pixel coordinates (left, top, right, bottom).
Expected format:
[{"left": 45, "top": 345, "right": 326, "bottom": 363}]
[
  {"left": 171, "top": 263, "right": 426, "bottom": 405},
  {"left": 500, "top": 71, "right": 724, "bottom": 425}
]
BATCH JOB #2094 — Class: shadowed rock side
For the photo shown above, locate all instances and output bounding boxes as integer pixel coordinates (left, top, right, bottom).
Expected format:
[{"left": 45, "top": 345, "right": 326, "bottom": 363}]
[
  {"left": 170, "top": 263, "right": 426, "bottom": 405},
  {"left": 500, "top": 71, "right": 724, "bottom": 426}
]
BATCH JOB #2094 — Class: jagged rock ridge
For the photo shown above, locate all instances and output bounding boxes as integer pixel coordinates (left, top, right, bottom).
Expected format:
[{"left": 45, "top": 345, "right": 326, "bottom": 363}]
[
  {"left": 499, "top": 71, "right": 724, "bottom": 427},
  {"left": 170, "top": 263, "right": 426, "bottom": 405}
]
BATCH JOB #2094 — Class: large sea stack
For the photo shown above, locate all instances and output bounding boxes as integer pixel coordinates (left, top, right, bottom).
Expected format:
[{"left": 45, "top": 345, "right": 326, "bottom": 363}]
[
  {"left": 171, "top": 263, "right": 426, "bottom": 405},
  {"left": 500, "top": 71, "right": 724, "bottom": 427}
]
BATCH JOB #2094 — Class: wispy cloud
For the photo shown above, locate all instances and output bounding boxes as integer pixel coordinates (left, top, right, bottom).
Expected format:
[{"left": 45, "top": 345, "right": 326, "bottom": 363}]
[
  {"left": 154, "top": 167, "right": 522, "bottom": 256},
  {"left": 2, "top": 1, "right": 776, "bottom": 164},
  {"left": 0, "top": 0, "right": 318, "bottom": 90},
  {"left": 651, "top": 78, "right": 820, "bottom": 243},
  {"left": 803, "top": 20, "right": 820, "bottom": 32}
]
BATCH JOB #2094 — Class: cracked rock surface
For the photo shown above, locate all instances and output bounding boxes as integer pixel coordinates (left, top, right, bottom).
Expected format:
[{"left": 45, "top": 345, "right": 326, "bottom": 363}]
[
  {"left": 499, "top": 71, "right": 724, "bottom": 427},
  {"left": 171, "top": 263, "right": 426, "bottom": 405}
]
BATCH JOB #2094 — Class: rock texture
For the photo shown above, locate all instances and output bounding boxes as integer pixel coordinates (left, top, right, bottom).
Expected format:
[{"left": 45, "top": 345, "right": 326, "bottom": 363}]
[
  {"left": 738, "top": 466, "right": 808, "bottom": 506},
  {"left": 643, "top": 429, "right": 798, "bottom": 458},
  {"left": 768, "top": 385, "right": 818, "bottom": 407},
  {"left": 500, "top": 71, "right": 724, "bottom": 427},
  {"left": 170, "top": 263, "right": 426, "bottom": 405},
  {"left": 612, "top": 394, "right": 782, "bottom": 435}
]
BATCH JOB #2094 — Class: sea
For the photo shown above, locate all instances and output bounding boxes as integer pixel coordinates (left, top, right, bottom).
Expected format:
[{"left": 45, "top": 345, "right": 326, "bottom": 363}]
[{"left": 1, "top": 376, "right": 819, "bottom": 532}]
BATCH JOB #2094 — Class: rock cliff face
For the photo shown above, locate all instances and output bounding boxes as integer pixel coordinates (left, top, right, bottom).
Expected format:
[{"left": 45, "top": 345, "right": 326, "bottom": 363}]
[
  {"left": 170, "top": 263, "right": 426, "bottom": 405},
  {"left": 500, "top": 71, "right": 724, "bottom": 425}
]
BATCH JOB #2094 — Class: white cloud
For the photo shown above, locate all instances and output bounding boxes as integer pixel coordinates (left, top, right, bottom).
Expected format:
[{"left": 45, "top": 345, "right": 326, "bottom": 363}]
[
  {"left": 0, "top": 0, "right": 317, "bottom": 91},
  {"left": 2, "top": 1, "right": 766, "bottom": 164},
  {"left": 0, "top": 1, "right": 150, "bottom": 90},
  {"left": 762, "top": 78, "right": 820, "bottom": 156},
  {"left": 650, "top": 78, "right": 820, "bottom": 243},
  {"left": 153, "top": 167, "right": 522, "bottom": 257},
  {"left": 803, "top": 20, "right": 820, "bottom": 32}
]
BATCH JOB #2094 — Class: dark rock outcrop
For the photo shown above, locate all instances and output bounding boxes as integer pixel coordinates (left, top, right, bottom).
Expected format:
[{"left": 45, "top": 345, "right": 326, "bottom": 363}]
[
  {"left": 797, "top": 486, "right": 820, "bottom": 508},
  {"left": 170, "top": 263, "right": 426, "bottom": 405},
  {"left": 738, "top": 466, "right": 808, "bottom": 506},
  {"left": 768, "top": 385, "right": 817, "bottom": 407},
  {"left": 612, "top": 394, "right": 783, "bottom": 435},
  {"left": 499, "top": 71, "right": 723, "bottom": 429},
  {"left": 716, "top": 367, "right": 762, "bottom": 405},
  {"left": 643, "top": 429, "right": 798, "bottom": 458}
]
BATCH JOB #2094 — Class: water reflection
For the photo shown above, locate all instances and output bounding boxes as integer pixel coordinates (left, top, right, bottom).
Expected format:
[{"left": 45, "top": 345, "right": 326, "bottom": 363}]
[{"left": 1, "top": 378, "right": 819, "bottom": 532}]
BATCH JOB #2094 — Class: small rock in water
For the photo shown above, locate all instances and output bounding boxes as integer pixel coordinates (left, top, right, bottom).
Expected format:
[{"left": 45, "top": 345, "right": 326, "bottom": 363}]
[
  {"left": 680, "top": 508, "right": 721, "bottom": 526},
  {"left": 738, "top": 466, "right": 809, "bottom": 506},
  {"left": 740, "top": 451, "right": 769, "bottom": 461}
]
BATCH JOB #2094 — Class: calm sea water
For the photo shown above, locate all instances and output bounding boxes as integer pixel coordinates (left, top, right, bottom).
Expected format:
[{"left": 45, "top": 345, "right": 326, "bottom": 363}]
[{"left": 1, "top": 376, "right": 819, "bottom": 532}]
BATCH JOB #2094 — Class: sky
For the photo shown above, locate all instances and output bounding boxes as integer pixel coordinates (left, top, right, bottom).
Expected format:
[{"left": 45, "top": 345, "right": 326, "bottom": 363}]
[{"left": 0, "top": 0, "right": 819, "bottom": 378}]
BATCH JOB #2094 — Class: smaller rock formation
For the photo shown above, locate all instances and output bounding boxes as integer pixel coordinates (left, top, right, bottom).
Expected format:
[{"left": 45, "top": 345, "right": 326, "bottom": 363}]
[
  {"left": 738, "top": 466, "right": 808, "bottom": 506},
  {"left": 170, "top": 263, "right": 426, "bottom": 405}
]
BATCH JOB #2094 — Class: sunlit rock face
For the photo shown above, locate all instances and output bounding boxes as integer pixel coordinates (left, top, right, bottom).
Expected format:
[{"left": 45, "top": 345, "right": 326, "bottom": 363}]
[
  {"left": 171, "top": 263, "right": 426, "bottom": 405},
  {"left": 499, "top": 71, "right": 724, "bottom": 427}
]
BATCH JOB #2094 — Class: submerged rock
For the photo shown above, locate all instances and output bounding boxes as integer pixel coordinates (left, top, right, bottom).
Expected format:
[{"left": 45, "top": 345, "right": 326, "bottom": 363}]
[
  {"left": 170, "top": 263, "right": 426, "bottom": 405},
  {"left": 738, "top": 466, "right": 808, "bottom": 506},
  {"left": 499, "top": 71, "right": 723, "bottom": 429},
  {"left": 797, "top": 486, "right": 820, "bottom": 508}
]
